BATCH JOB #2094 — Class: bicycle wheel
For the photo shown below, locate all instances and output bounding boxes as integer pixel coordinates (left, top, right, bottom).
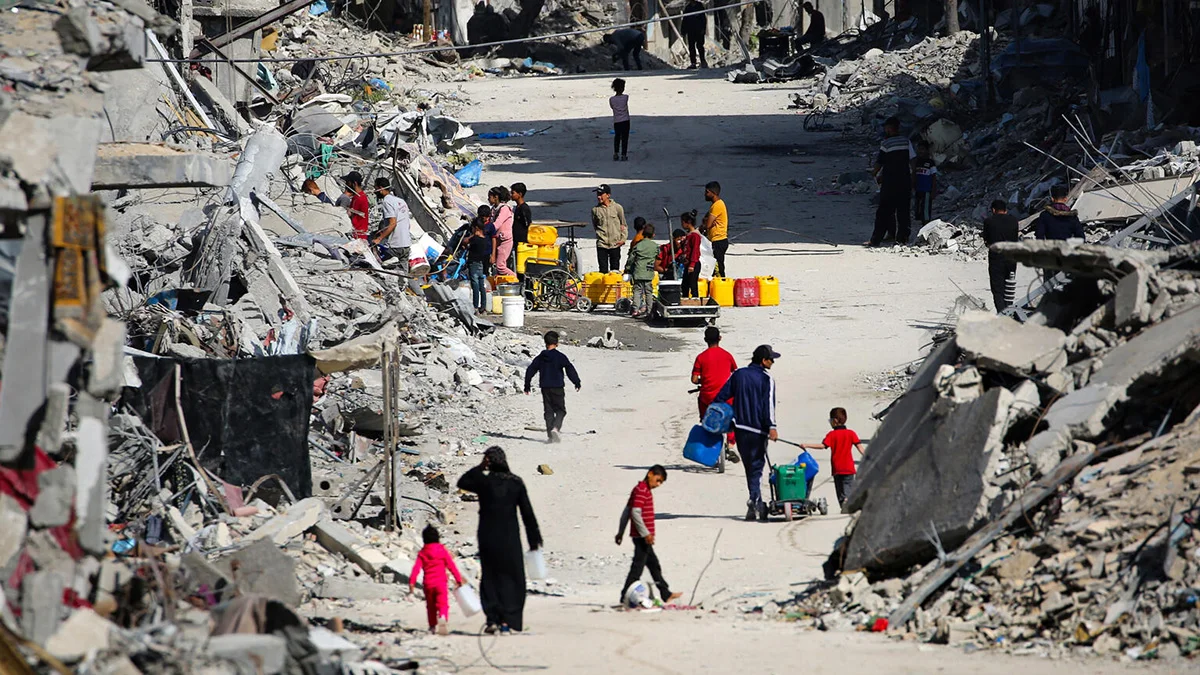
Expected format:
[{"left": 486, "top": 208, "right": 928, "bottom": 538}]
[{"left": 540, "top": 269, "right": 577, "bottom": 311}]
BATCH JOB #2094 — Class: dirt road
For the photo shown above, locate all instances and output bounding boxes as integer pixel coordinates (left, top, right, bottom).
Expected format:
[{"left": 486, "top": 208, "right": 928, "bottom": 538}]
[{"left": 391, "top": 71, "right": 1177, "bottom": 673}]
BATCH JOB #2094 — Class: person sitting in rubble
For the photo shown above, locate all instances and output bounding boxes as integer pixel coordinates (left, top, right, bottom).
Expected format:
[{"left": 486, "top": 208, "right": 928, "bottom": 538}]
[
  {"left": 604, "top": 28, "right": 646, "bottom": 71},
  {"left": 467, "top": 2, "right": 489, "bottom": 48},
  {"left": 1034, "top": 185, "right": 1085, "bottom": 241},
  {"left": 302, "top": 178, "right": 352, "bottom": 209},
  {"left": 796, "top": 2, "right": 826, "bottom": 50}
]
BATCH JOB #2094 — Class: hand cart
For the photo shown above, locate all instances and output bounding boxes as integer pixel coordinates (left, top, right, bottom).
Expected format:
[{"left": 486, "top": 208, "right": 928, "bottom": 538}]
[{"left": 650, "top": 296, "right": 720, "bottom": 327}]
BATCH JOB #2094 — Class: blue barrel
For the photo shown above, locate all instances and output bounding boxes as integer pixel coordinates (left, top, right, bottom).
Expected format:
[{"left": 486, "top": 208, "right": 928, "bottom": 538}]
[
  {"left": 683, "top": 425, "right": 723, "bottom": 467},
  {"left": 701, "top": 402, "right": 734, "bottom": 434}
]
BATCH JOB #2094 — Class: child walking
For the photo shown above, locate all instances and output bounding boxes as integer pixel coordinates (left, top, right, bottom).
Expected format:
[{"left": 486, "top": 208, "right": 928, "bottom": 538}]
[
  {"left": 524, "top": 331, "right": 581, "bottom": 443},
  {"left": 409, "top": 525, "right": 464, "bottom": 635},
  {"left": 912, "top": 141, "right": 938, "bottom": 226},
  {"left": 610, "top": 78, "right": 630, "bottom": 162},
  {"left": 616, "top": 465, "right": 682, "bottom": 606},
  {"left": 800, "top": 407, "right": 864, "bottom": 507}
]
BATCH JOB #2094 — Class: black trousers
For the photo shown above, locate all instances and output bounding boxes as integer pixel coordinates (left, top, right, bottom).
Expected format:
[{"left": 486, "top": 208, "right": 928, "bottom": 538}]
[
  {"left": 682, "top": 267, "right": 700, "bottom": 297},
  {"left": 542, "top": 387, "right": 566, "bottom": 434},
  {"left": 621, "top": 538, "right": 671, "bottom": 602},
  {"left": 711, "top": 239, "right": 729, "bottom": 278},
  {"left": 613, "top": 120, "right": 630, "bottom": 158},
  {"left": 871, "top": 186, "right": 912, "bottom": 245},
  {"left": 833, "top": 474, "right": 855, "bottom": 507},
  {"left": 913, "top": 191, "right": 933, "bottom": 225},
  {"left": 618, "top": 44, "right": 644, "bottom": 70},
  {"left": 988, "top": 253, "right": 1017, "bottom": 313},
  {"left": 597, "top": 246, "right": 621, "bottom": 273},
  {"left": 685, "top": 33, "right": 707, "bottom": 66}
]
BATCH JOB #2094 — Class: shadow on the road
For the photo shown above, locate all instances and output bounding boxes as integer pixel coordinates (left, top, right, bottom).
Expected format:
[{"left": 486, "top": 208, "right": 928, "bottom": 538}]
[
  {"left": 656, "top": 512, "right": 756, "bottom": 523},
  {"left": 481, "top": 430, "right": 545, "bottom": 443},
  {"left": 612, "top": 463, "right": 718, "bottom": 474}
]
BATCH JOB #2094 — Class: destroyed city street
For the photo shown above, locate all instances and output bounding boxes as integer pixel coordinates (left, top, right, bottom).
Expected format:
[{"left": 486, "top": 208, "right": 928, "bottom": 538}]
[{"left": 1, "top": 0, "right": 1199, "bottom": 673}]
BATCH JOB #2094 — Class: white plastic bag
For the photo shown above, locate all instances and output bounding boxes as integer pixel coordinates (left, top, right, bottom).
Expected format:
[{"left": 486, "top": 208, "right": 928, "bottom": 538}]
[
  {"left": 524, "top": 549, "right": 547, "bottom": 580},
  {"left": 698, "top": 233, "right": 717, "bottom": 278},
  {"left": 455, "top": 585, "right": 482, "bottom": 617}
]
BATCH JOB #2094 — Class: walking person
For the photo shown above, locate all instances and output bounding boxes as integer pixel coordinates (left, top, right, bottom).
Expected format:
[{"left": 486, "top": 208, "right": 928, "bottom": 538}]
[
  {"left": 465, "top": 218, "right": 492, "bottom": 313},
  {"left": 867, "top": 117, "right": 915, "bottom": 247},
  {"left": 610, "top": 79, "right": 631, "bottom": 161},
  {"left": 682, "top": 0, "right": 708, "bottom": 68},
  {"left": 912, "top": 141, "right": 937, "bottom": 227},
  {"left": 982, "top": 199, "right": 1020, "bottom": 312},
  {"left": 457, "top": 447, "right": 543, "bottom": 634},
  {"left": 524, "top": 331, "right": 581, "bottom": 443},
  {"left": 372, "top": 177, "right": 412, "bottom": 264},
  {"left": 616, "top": 465, "right": 683, "bottom": 605},
  {"left": 591, "top": 184, "right": 628, "bottom": 273},
  {"left": 679, "top": 210, "right": 702, "bottom": 298},
  {"left": 624, "top": 222, "right": 658, "bottom": 319},
  {"left": 603, "top": 28, "right": 646, "bottom": 70},
  {"left": 798, "top": 408, "right": 864, "bottom": 508},
  {"left": 715, "top": 345, "right": 779, "bottom": 522},
  {"left": 408, "top": 525, "right": 464, "bottom": 636},
  {"left": 692, "top": 326, "right": 738, "bottom": 461},
  {"left": 488, "top": 186, "right": 516, "bottom": 276},
  {"left": 701, "top": 182, "right": 729, "bottom": 277}
]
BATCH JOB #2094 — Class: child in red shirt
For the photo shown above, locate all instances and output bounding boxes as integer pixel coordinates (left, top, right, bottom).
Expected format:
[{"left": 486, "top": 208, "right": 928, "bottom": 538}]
[
  {"left": 409, "top": 525, "right": 464, "bottom": 635},
  {"left": 801, "top": 407, "right": 864, "bottom": 507},
  {"left": 615, "top": 465, "right": 682, "bottom": 606}
]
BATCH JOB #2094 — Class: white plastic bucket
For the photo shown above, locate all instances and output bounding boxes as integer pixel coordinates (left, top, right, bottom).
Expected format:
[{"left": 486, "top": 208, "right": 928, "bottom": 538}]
[
  {"left": 524, "top": 549, "right": 547, "bottom": 580},
  {"left": 501, "top": 296, "right": 524, "bottom": 328},
  {"left": 408, "top": 254, "right": 430, "bottom": 276},
  {"left": 454, "top": 585, "right": 482, "bottom": 617}
]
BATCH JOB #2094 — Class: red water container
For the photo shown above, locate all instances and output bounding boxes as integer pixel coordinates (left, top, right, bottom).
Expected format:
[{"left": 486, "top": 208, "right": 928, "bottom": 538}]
[{"left": 733, "top": 278, "right": 760, "bottom": 307}]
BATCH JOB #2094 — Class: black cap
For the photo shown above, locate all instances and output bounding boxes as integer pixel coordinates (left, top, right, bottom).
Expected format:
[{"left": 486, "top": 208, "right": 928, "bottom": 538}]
[
  {"left": 374, "top": 176, "right": 391, "bottom": 190},
  {"left": 753, "top": 345, "right": 781, "bottom": 362},
  {"left": 342, "top": 171, "right": 363, "bottom": 186},
  {"left": 594, "top": 183, "right": 612, "bottom": 195}
]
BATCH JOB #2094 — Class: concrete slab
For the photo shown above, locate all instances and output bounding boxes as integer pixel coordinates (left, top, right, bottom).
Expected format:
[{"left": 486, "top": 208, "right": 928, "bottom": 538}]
[
  {"left": 44, "top": 608, "right": 113, "bottom": 662},
  {"left": 316, "top": 577, "right": 397, "bottom": 601},
  {"left": 21, "top": 571, "right": 65, "bottom": 645},
  {"left": 206, "top": 634, "right": 287, "bottom": 675},
  {"left": 222, "top": 538, "right": 301, "bottom": 606},
  {"left": 29, "top": 465, "right": 76, "bottom": 528},
  {"left": 844, "top": 386, "right": 1015, "bottom": 572},
  {"left": 956, "top": 311, "right": 1068, "bottom": 376},
  {"left": 307, "top": 626, "right": 364, "bottom": 662},
  {"left": 313, "top": 519, "right": 390, "bottom": 576},
  {"left": 74, "top": 415, "right": 109, "bottom": 554},
  {"left": 1024, "top": 428, "right": 1071, "bottom": 478},
  {"left": 91, "top": 143, "right": 232, "bottom": 189},
  {"left": 245, "top": 497, "right": 325, "bottom": 545},
  {"left": 992, "top": 240, "right": 1170, "bottom": 279},
  {"left": 0, "top": 215, "right": 50, "bottom": 462},
  {"left": 1113, "top": 267, "right": 1150, "bottom": 328},
  {"left": 0, "top": 493, "right": 27, "bottom": 568},
  {"left": 1090, "top": 304, "right": 1200, "bottom": 389},
  {"left": 1043, "top": 384, "right": 1126, "bottom": 439}
]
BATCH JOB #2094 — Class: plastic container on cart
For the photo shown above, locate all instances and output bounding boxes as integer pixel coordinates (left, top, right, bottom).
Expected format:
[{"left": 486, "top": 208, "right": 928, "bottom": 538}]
[
  {"left": 658, "top": 280, "right": 682, "bottom": 306},
  {"left": 527, "top": 225, "right": 558, "bottom": 246},
  {"left": 756, "top": 276, "right": 780, "bottom": 306},
  {"left": 773, "top": 465, "right": 809, "bottom": 501},
  {"left": 516, "top": 243, "right": 538, "bottom": 273},
  {"left": 683, "top": 425, "right": 722, "bottom": 468},
  {"left": 709, "top": 277, "right": 735, "bottom": 307},
  {"left": 733, "top": 278, "right": 761, "bottom": 307}
]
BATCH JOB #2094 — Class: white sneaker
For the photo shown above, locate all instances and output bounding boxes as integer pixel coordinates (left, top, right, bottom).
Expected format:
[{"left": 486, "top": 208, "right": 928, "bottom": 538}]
[{"left": 436, "top": 618, "right": 449, "bottom": 635}]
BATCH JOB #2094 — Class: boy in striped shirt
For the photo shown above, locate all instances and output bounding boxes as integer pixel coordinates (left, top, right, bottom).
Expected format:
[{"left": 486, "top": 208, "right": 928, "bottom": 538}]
[{"left": 616, "top": 465, "right": 682, "bottom": 605}]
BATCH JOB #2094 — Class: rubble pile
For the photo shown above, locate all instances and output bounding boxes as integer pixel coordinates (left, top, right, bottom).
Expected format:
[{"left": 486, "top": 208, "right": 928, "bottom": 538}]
[{"left": 770, "top": 239, "right": 1200, "bottom": 660}]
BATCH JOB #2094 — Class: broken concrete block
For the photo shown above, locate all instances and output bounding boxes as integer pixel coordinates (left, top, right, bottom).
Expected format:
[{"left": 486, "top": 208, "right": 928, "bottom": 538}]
[
  {"left": 92, "top": 143, "right": 232, "bottom": 189},
  {"left": 1089, "top": 302, "right": 1200, "bottom": 390},
  {"left": 29, "top": 465, "right": 76, "bottom": 528},
  {"left": 168, "top": 505, "right": 197, "bottom": 543},
  {"left": 74, "top": 415, "right": 109, "bottom": 554},
  {"left": 843, "top": 386, "right": 1016, "bottom": 572},
  {"left": 992, "top": 240, "right": 1171, "bottom": 279},
  {"left": 245, "top": 497, "right": 325, "bottom": 545},
  {"left": 1113, "top": 267, "right": 1149, "bottom": 328},
  {"left": 35, "top": 383, "right": 71, "bottom": 456},
  {"left": 21, "top": 571, "right": 65, "bottom": 645},
  {"left": 0, "top": 493, "right": 28, "bottom": 568},
  {"left": 222, "top": 538, "right": 301, "bottom": 607},
  {"left": 1025, "top": 428, "right": 1071, "bottom": 478},
  {"left": 55, "top": 7, "right": 102, "bottom": 56},
  {"left": 316, "top": 577, "right": 397, "bottom": 601},
  {"left": 181, "top": 552, "right": 233, "bottom": 596},
  {"left": 956, "top": 311, "right": 1067, "bottom": 376},
  {"left": 207, "top": 634, "right": 287, "bottom": 675},
  {"left": 1043, "top": 384, "right": 1125, "bottom": 439},
  {"left": 934, "top": 364, "right": 981, "bottom": 403},
  {"left": 1008, "top": 380, "right": 1041, "bottom": 422},
  {"left": 313, "top": 519, "right": 389, "bottom": 576},
  {"left": 383, "top": 557, "right": 414, "bottom": 584},
  {"left": 44, "top": 608, "right": 113, "bottom": 662},
  {"left": 307, "top": 626, "right": 363, "bottom": 663}
]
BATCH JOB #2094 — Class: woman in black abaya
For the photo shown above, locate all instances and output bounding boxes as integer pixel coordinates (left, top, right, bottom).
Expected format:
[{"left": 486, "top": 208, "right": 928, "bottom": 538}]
[{"left": 456, "top": 446, "right": 542, "bottom": 633}]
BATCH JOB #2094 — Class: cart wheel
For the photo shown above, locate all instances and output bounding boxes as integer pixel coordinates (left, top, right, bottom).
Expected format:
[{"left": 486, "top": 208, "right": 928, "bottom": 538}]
[
  {"left": 524, "top": 297, "right": 535, "bottom": 312},
  {"left": 575, "top": 296, "right": 593, "bottom": 313},
  {"left": 783, "top": 502, "right": 794, "bottom": 522},
  {"left": 818, "top": 497, "right": 829, "bottom": 516}
]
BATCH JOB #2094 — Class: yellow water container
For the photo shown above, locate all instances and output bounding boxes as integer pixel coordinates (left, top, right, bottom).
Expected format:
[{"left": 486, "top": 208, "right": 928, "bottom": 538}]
[
  {"left": 494, "top": 274, "right": 518, "bottom": 285},
  {"left": 537, "top": 244, "right": 560, "bottom": 263},
  {"left": 598, "top": 272, "right": 622, "bottom": 304},
  {"left": 709, "top": 277, "right": 735, "bottom": 307},
  {"left": 652, "top": 272, "right": 659, "bottom": 293},
  {"left": 697, "top": 277, "right": 709, "bottom": 298},
  {"left": 516, "top": 243, "right": 538, "bottom": 273},
  {"left": 583, "top": 272, "right": 606, "bottom": 303},
  {"left": 757, "top": 276, "right": 780, "bottom": 306},
  {"left": 491, "top": 294, "right": 503, "bottom": 314},
  {"left": 527, "top": 225, "right": 558, "bottom": 246},
  {"left": 622, "top": 282, "right": 633, "bottom": 299}
]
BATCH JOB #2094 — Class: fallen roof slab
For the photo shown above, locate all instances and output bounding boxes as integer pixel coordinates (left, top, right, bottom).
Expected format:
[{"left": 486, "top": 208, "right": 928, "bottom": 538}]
[{"left": 91, "top": 142, "right": 231, "bottom": 189}]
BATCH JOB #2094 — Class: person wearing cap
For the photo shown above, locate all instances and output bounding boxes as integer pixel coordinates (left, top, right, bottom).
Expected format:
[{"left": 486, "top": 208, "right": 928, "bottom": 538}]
[
  {"left": 372, "top": 177, "right": 413, "bottom": 264},
  {"left": 342, "top": 171, "right": 371, "bottom": 240},
  {"left": 714, "top": 345, "right": 779, "bottom": 522},
  {"left": 692, "top": 326, "right": 739, "bottom": 460},
  {"left": 591, "top": 184, "right": 628, "bottom": 274}
]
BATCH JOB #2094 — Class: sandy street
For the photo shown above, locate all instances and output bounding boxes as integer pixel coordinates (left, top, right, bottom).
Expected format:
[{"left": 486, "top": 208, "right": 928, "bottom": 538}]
[{"left": 384, "top": 71, "right": 1181, "bottom": 673}]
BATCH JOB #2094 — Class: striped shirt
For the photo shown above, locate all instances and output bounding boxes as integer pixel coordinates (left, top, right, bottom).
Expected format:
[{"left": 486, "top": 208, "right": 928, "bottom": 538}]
[
  {"left": 876, "top": 135, "right": 916, "bottom": 187},
  {"left": 627, "top": 481, "right": 655, "bottom": 539}
]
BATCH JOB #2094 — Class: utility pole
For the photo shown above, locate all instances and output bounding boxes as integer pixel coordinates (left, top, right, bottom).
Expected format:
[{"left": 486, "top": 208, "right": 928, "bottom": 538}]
[
  {"left": 180, "top": 0, "right": 193, "bottom": 57},
  {"left": 944, "top": 0, "right": 959, "bottom": 34},
  {"left": 423, "top": 0, "right": 433, "bottom": 40}
]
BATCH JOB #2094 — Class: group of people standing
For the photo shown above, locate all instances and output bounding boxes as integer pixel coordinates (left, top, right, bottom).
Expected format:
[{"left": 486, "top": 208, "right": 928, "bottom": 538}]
[
  {"left": 460, "top": 182, "right": 534, "bottom": 313},
  {"left": 304, "top": 170, "right": 415, "bottom": 265}
]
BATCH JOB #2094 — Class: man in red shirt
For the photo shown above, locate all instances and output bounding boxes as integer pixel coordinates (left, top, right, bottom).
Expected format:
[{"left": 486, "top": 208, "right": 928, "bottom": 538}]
[
  {"left": 692, "top": 326, "right": 738, "bottom": 460},
  {"left": 342, "top": 171, "right": 370, "bottom": 240},
  {"left": 616, "top": 465, "right": 682, "bottom": 605},
  {"left": 801, "top": 407, "right": 864, "bottom": 507}
]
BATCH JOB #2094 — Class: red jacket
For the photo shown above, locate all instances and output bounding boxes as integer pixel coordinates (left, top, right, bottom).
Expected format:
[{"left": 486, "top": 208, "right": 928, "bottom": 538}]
[
  {"left": 681, "top": 231, "right": 702, "bottom": 268},
  {"left": 409, "top": 542, "right": 463, "bottom": 591}
]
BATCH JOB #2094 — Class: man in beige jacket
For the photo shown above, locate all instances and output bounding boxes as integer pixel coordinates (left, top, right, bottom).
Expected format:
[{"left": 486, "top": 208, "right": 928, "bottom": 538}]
[{"left": 591, "top": 183, "right": 628, "bottom": 273}]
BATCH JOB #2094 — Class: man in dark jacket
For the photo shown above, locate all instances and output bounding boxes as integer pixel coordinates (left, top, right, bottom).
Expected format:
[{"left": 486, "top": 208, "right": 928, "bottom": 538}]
[
  {"left": 604, "top": 28, "right": 646, "bottom": 71},
  {"left": 682, "top": 0, "right": 708, "bottom": 69},
  {"left": 797, "top": 2, "right": 826, "bottom": 49},
  {"left": 1034, "top": 185, "right": 1085, "bottom": 241},
  {"left": 524, "top": 331, "right": 581, "bottom": 443},
  {"left": 982, "top": 199, "right": 1019, "bottom": 312},
  {"left": 715, "top": 345, "right": 779, "bottom": 522}
]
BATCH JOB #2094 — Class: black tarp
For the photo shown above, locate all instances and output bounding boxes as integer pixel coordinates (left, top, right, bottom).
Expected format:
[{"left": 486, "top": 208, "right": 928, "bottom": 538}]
[{"left": 127, "top": 354, "right": 314, "bottom": 500}]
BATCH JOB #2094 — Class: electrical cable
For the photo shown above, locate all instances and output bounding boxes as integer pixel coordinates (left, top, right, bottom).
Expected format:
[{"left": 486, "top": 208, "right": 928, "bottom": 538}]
[{"left": 146, "top": 0, "right": 764, "bottom": 64}]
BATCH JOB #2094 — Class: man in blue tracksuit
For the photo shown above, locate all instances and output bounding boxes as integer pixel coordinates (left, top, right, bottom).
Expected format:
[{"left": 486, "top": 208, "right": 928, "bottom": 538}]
[{"left": 715, "top": 345, "right": 779, "bottom": 522}]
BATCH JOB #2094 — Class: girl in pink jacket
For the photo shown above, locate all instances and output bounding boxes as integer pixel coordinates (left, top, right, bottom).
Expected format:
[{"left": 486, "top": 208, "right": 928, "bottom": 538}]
[{"left": 410, "top": 525, "right": 464, "bottom": 635}]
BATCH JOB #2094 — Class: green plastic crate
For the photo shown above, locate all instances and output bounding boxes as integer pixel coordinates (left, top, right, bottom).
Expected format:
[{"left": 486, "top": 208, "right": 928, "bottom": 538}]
[{"left": 774, "top": 464, "right": 808, "bottom": 502}]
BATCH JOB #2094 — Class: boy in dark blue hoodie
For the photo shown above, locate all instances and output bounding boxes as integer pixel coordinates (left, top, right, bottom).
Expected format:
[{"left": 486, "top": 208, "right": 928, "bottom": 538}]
[{"left": 524, "top": 331, "right": 582, "bottom": 443}]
